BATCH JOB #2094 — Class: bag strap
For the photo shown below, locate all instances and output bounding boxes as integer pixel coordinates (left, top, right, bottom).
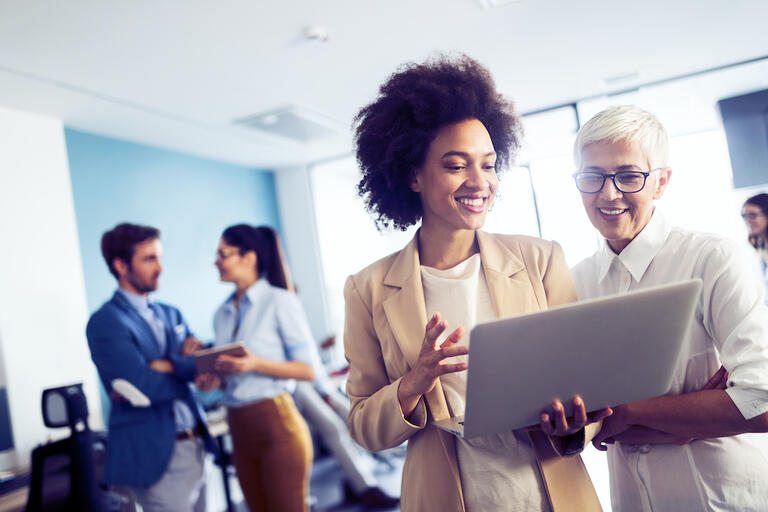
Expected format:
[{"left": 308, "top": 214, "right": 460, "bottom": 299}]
[{"left": 528, "top": 431, "right": 603, "bottom": 512}]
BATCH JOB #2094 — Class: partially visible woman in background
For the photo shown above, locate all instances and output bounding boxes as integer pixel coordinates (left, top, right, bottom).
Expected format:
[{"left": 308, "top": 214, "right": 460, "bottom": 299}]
[
  {"left": 742, "top": 193, "right": 768, "bottom": 304},
  {"left": 253, "top": 226, "right": 401, "bottom": 509},
  {"left": 197, "top": 224, "right": 316, "bottom": 512}
]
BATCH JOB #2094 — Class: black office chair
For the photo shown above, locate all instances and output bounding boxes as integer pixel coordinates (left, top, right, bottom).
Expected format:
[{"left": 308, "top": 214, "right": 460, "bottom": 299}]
[{"left": 24, "top": 383, "right": 108, "bottom": 512}]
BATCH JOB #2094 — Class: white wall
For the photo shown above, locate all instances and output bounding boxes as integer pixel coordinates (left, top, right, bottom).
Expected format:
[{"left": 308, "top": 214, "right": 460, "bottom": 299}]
[
  {"left": 274, "top": 166, "right": 333, "bottom": 345},
  {"left": 0, "top": 106, "right": 102, "bottom": 470}
]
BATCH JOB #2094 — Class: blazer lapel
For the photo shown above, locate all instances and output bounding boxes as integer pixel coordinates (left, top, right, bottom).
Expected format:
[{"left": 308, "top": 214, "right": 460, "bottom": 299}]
[
  {"left": 476, "top": 230, "right": 528, "bottom": 317},
  {"left": 381, "top": 235, "right": 426, "bottom": 369},
  {"left": 380, "top": 233, "right": 452, "bottom": 422},
  {"left": 111, "top": 292, "right": 163, "bottom": 360}
]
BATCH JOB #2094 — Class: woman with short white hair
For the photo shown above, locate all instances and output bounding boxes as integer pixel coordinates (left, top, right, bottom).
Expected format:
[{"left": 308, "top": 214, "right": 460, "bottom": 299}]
[{"left": 571, "top": 104, "right": 768, "bottom": 511}]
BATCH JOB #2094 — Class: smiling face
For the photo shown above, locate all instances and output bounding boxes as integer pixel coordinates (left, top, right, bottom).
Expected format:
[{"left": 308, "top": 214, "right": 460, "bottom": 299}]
[
  {"left": 214, "top": 238, "right": 257, "bottom": 286},
  {"left": 579, "top": 138, "right": 671, "bottom": 253},
  {"left": 410, "top": 118, "right": 498, "bottom": 234},
  {"left": 742, "top": 203, "right": 768, "bottom": 237}
]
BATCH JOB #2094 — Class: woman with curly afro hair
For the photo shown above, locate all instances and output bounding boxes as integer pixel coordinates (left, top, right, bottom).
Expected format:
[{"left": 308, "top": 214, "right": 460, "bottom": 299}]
[{"left": 343, "top": 54, "right": 606, "bottom": 512}]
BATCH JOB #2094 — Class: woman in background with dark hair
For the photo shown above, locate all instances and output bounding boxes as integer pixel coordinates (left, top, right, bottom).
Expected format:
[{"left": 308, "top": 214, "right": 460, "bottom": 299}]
[
  {"left": 254, "top": 225, "right": 401, "bottom": 508},
  {"left": 196, "top": 224, "right": 316, "bottom": 512},
  {"left": 742, "top": 193, "right": 768, "bottom": 304}
]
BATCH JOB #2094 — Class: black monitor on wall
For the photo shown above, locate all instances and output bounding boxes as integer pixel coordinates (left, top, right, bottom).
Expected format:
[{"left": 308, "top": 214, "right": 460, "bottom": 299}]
[{"left": 718, "top": 89, "right": 768, "bottom": 189}]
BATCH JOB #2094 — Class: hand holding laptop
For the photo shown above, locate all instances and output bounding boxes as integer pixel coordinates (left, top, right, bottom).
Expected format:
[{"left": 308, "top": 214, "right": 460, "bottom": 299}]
[
  {"left": 591, "top": 365, "right": 728, "bottom": 450},
  {"left": 432, "top": 280, "right": 702, "bottom": 439},
  {"left": 402, "top": 312, "right": 610, "bottom": 439},
  {"left": 538, "top": 395, "right": 613, "bottom": 437}
]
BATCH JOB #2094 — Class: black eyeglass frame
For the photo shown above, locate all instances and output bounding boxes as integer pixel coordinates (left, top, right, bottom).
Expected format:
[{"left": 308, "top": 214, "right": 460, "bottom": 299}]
[{"left": 571, "top": 168, "right": 661, "bottom": 194}]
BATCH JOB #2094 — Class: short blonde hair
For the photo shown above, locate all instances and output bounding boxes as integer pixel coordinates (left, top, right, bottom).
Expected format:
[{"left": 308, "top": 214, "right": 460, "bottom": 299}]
[{"left": 573, "top": 105, "right": 669, "bottom": 170}]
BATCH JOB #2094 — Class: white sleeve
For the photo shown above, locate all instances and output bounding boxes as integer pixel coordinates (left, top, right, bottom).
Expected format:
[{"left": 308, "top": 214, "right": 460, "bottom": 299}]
[{"left": 701, "top": 239, "right": 768, "bottom": 419}]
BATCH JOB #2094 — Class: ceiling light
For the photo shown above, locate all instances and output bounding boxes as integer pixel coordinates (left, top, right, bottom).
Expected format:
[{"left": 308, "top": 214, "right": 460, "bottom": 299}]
[
  {"left": 602, "top": 71, "right": 642, "bottom": 87},
  {"left": 233, "top": 105, "right": 344, "bottom": 143},
  {"left": 303, "top": 25, "right": 329, "bottom": 42},
  {"left": 475, "top": 0, "right": 520, "bottom": 8}
]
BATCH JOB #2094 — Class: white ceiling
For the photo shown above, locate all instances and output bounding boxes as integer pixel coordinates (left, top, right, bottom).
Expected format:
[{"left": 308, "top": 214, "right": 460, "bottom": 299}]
[{"left": 1, "top": 0, "right": 766, "bottom": 169}]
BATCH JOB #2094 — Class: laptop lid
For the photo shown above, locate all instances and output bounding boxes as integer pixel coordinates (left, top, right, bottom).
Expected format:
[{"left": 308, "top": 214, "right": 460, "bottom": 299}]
[{"left": 459, "top": 279, "right": 701, "bottom": 438}]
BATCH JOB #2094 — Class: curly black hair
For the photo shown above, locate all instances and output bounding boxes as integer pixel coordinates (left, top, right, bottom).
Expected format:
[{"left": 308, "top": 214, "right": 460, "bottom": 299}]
[{"left": 353, "top": 54, "right": 523, "bottom": 230}]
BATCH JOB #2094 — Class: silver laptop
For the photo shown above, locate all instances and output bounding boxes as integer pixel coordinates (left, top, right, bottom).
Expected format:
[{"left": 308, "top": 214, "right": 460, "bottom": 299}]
[{"left": 432, "top": 279, "right": 702, "bottom": 438}]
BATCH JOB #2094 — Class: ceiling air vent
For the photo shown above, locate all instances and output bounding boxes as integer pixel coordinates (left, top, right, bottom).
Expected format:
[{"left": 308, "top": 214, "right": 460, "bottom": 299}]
[
  {"left": 233, "top": 105, "right": 344, "bottom": 143},
  {"left": 475, "top": 0, "right": 520, "bottom": 8}
]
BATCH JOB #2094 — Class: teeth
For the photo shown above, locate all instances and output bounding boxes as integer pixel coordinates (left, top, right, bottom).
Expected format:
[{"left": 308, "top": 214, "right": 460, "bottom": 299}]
[
  {"left": 600, "top": 208, "right": 625, "bottom": 215},
  {"left": 458, "top": 197, "right": 484, "bottom": 207}
]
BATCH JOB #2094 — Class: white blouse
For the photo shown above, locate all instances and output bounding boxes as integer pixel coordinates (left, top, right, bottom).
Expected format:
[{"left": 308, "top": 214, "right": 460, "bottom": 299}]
[
  {"left": 421, "top": 253, "right": 550, "bottom": 512},
  {"left": 572, "top": 209, "right": 768, "bottom": 512}
]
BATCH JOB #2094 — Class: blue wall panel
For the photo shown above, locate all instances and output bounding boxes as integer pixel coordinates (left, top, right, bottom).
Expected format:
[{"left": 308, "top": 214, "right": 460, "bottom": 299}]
[{"left": 65, "top": 129, "right": 281, "bottom": 341}]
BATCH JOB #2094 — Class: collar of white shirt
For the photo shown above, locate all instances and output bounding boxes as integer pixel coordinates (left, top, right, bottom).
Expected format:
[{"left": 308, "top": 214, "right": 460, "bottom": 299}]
[
  {"left": 595, "top": 208, "right": 673, "bottom": 284},
  {"left": 117, "top": 287, "right": 153, "bottom": 313}
]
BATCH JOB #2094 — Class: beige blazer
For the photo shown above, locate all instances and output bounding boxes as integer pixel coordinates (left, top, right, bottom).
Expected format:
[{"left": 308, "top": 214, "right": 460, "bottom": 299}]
[{"left": 344, "top": 231, "right": 601, "bottom": 512}]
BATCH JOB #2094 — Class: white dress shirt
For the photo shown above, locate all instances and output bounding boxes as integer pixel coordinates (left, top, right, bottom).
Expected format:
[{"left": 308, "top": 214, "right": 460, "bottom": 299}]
[
  {"left": 572, "top": 209, "right": 768, "bottom": 512},
  {"left": 421, "top": 254, "right": 550, "bottom": 512}
]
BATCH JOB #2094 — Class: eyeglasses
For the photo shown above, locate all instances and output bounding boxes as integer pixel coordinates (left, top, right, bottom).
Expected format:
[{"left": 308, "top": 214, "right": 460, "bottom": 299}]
[
  {"left": 742, "top": 212, "right": 765, "bottom": 220},
  {"left": 572, "top": 169, "right": 660, "bottom": 194},
  {"left": 215, "top": 250, "right": 240, "bottom": 261}
]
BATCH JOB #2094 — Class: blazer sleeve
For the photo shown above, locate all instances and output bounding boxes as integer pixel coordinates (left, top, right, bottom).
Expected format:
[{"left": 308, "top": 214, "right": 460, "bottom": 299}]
[
  {"left": 542, "top": 241, "right": 577, "bottom": 308},
  {"left": 344, "top": 275, "right": 427, "bottom": 452},
  {"left": 87, "top": 311, "right": 191, "bottom": 404},
  {"left": 165, "top": 308, "right": 197, "bottom": 382}
]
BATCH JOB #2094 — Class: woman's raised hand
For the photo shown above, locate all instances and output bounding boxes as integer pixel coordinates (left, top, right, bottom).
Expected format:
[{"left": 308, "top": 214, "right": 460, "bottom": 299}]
[{"left": 397, "top": 312, "right": 468, "bottom": 417}]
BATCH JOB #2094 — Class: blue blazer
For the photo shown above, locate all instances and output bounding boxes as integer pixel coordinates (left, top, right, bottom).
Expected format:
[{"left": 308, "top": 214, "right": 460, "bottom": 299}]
[{"left": 86, "top": 291, "right": 216, "bottom": 487}]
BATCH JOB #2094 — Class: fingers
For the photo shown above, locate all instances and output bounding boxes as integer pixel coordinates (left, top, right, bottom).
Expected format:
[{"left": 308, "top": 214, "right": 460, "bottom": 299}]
[
  {"left": 182, "top": 337, "right": 202, "bottom": 356},
  {"left": 440, "top": 326, "right": 465, "bottom": 348},
  {"left": 430, "top": 344, "right": 469, "bottom": 362},
  {"left": 196, "top": 372, "right": 221, "bottom": 390},
  {"left": 703, "top": 365, "right": 727, "bottom": 390},
  {"left": 423, "top": 313, "right": 444, "bottom": 350},
  {"left": 407, "top": 315, "right": 468, "bottom": 399},
  {"left": 714, "top": 366, "right": 727, "bottom": 387},
  {"left": 539, "top": 412, "right": 555, "bottom": 435},
  {"left": 551, "top": 400, "right": 570, "bottom": 434},
  {"left": 588, "top": 407, "right": 614, "bottom": 423},
  {"left": 214, "top": 355, "right": 235, "bottom": 372},
  {"left": 540, "top": 396, "right": 608, "bottom": 436},
  {"left": 539, "top": 399, "right": 568, "bottom": 435},
  {"left": 436, "top": 362, "right": 468, "bottom": 375},
  {"left": 572, "top": 396, "right": 588, "bottom": 428}
]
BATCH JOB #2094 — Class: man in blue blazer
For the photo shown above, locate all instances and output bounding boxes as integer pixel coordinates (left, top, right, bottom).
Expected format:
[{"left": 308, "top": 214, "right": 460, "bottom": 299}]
[{"left": 86, "top": 223, "right": 215, "bottom": 512}]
